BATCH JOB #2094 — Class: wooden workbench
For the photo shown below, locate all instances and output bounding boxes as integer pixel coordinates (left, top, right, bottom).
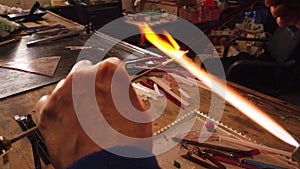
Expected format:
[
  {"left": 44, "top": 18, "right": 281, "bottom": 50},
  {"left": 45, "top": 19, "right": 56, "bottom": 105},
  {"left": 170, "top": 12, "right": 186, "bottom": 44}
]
[
  {"left": 0, "top": 11, "right": 299, "bottom": 169},
  {"left": 0, "top": 11, "right": 87, "bottom": 99},
  {"left": 0, "top": 73, "right": 299, "bottom": 169}
]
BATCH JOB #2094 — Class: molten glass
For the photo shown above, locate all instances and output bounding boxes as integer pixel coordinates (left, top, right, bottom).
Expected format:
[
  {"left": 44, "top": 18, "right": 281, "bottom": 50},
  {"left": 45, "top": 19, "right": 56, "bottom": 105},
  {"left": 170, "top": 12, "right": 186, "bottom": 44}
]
[{"left": 140, "top": 23, "right": 299, "bottom": 148}]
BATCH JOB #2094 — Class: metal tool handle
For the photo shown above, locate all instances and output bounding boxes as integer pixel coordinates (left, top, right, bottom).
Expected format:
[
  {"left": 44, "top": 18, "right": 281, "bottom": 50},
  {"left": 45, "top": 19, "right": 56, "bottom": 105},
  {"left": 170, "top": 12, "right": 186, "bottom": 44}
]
[
  {"left": 26, "top": 29, "right": 85, "bottom": 47},
  {"left": 10, "top": 126, "right": 38, "bottom": 144}
]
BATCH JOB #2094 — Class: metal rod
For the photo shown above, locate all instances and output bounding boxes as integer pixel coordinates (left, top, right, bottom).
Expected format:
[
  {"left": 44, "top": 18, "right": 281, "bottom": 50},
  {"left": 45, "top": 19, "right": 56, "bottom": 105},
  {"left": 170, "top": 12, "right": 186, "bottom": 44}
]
[
  {"left": 173, "top": 138, "right": 253, "bottom": 157},
  {"left": 26, "top": 29, "right": 85, "bottom": 47},
  {"left": 10, "top": 126, "right": 38, "bottom": 144},
  {"left": 0, "top": 38, "right": 21, "bottom": 46},
  {"left": 93, "top": 30, "right": 162, "bottom": 58}
]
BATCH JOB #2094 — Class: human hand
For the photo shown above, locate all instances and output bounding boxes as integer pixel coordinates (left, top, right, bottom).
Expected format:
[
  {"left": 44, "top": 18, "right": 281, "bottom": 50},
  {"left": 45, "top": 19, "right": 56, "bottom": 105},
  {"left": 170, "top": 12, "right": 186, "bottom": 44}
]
[
  {"left": 35, "top": 57, "right": 152, "bottom": 169},
  {"left": 265, "top": 0, "right": 300, "bottom": 28}
]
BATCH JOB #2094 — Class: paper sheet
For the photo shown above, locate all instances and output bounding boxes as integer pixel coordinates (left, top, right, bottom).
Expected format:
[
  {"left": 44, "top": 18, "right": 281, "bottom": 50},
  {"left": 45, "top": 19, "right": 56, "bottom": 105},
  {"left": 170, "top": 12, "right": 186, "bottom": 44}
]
[{"left": 0, "top": 56, "right": 61, "bottom": 77}]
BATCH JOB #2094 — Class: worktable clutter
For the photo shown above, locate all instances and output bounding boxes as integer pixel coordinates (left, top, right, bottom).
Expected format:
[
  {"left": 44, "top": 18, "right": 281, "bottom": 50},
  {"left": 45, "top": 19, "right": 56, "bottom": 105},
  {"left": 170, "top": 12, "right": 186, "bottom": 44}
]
[
  {"left": 0, "top": 10, "right": 299, "bottom": 169},
  {"left": 43, "top": 0, "right": 122, "bottom": 29}
]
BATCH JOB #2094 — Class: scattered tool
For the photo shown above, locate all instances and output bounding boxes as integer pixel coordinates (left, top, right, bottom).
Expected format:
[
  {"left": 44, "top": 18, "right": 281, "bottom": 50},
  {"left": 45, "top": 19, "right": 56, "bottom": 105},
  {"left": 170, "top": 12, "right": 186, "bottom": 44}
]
[
  {"left": 26, "top": 28, "right": 86, "bottom": 47},
  {"left": 13, "top": 115, "right": 51, "bottom": 166},
  {"left": 24, "top": 24, "right": 65, "bottom": 34},
  {"left": 65, "top": 45, "right": 92, "bottom": 51},
  {"left": 8, "top": 1, "right": 46, "bottom": 21},
  {"left": 0, "top": 126, "right": 38, "bottom": 156},
  {"left": 130, "top": 58, "right": 175, "bottom": 81},
  {"left": 181, "top": 141, "right": 226, "bottom": 169},
  {"left": 0, "top": 37, "right": 21, "bottom": 46},
  {"left": 173, "top": 137, "right": 259, "bottom": 157},
  {"left": 28, "top": 1, "right": 40, "bottom": 19}
]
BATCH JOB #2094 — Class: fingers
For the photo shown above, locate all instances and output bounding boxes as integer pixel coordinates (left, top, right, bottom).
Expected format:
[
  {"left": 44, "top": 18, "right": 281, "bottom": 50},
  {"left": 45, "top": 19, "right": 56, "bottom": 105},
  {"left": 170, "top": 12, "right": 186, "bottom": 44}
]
[
  {"left": 102, "top": 57, "right": 123, "bottom": 66},
  {"left": 37, "top": 58, "right": 125, "bottom": 119},
  {"left": 52, "top": 79, "right": 65, "bottom": 94},
  {"left": 36, "top": 60, "right": 95, "bottom": 122},
  {"left": 70, "top": 60, "right": 93, "bottom": 73},
  {"left": 265, "top": 0, "right": 280, "bottom": 7},
  {"left": 266, "top": 0, "right": 300, "bottom": 28},
  {"left": 93, "top": 57, "right": 151, "bottom": 138},
  {"left": 96, "top": 57, "right": 124, "bottom": 78},
  {"left": 70, "top": 58, "right": 124, "bottom": 85},
  {"left": 35, "top": 95, "right": 49, "bottom": 124},
  {"left": 277, "top": 16, "right": 289, "bottom": 27},
  {"left": 273, "top": 8, "right": 300, "bottom": 28},
  {"left": 95, "top": 57, "right": 126, "bottom": 89},
  {"left": 270, "top": 4, "right": 288, "bottom": 18}
]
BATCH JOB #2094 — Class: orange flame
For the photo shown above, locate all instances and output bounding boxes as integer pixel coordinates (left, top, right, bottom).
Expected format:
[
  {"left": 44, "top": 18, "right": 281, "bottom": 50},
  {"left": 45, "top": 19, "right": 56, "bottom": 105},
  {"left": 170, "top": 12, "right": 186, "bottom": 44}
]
[{"left": 140, "top": 23, "right": 299, "bottom": 148}]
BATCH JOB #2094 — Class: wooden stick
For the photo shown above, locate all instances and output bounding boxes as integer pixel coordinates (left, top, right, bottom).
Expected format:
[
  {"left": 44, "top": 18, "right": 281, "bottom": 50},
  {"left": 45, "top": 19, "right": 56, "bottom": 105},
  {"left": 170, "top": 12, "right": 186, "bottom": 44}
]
[
  {"left": 0, "top": 38, "right": 20, "bottom": 46},
  {"left": 10, "top": 126, "right": 38, "bottom": 144},
  {"left": 217, "top": 135, "right": 292, "bottom": 157}
]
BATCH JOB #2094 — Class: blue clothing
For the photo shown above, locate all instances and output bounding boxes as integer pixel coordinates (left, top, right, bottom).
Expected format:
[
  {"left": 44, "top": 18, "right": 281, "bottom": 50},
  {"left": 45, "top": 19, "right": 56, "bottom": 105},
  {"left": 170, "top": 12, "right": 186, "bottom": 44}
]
[{"left": 66, "top": 147, "right": 161, "bottom": 169}]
